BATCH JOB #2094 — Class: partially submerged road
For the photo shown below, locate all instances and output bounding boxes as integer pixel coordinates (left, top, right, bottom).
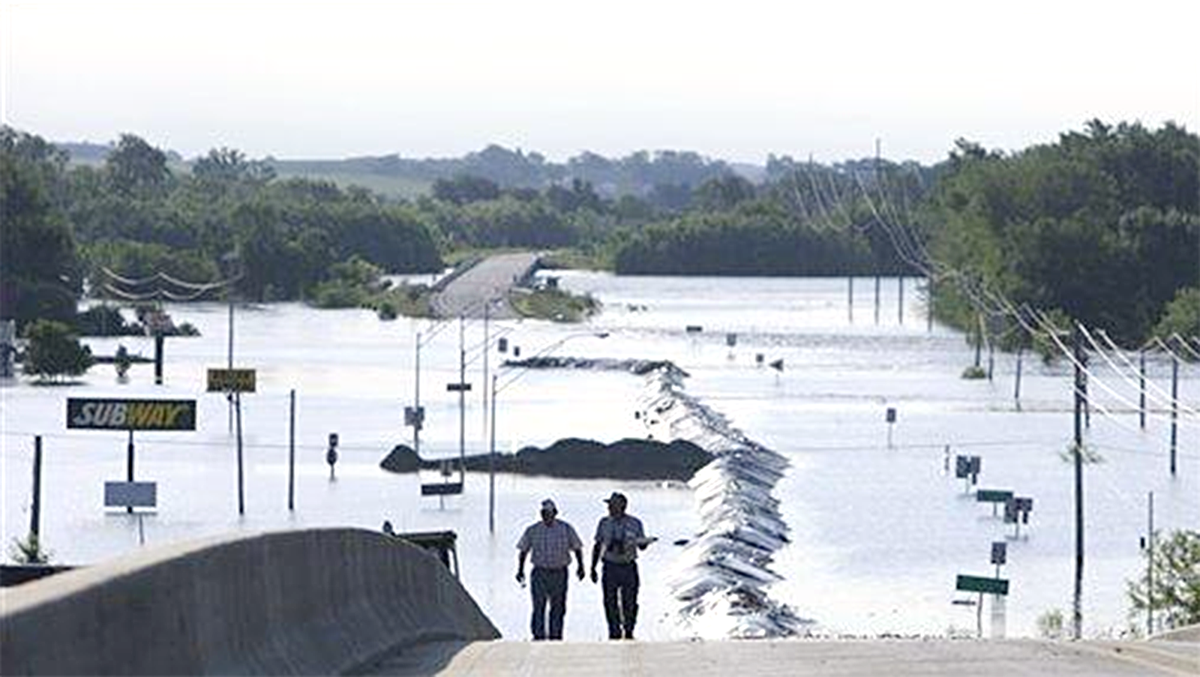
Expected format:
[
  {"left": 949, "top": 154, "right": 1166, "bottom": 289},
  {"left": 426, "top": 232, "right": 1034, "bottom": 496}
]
[{"left": 431, "top": 252, "right": 539, "bottom": 319}]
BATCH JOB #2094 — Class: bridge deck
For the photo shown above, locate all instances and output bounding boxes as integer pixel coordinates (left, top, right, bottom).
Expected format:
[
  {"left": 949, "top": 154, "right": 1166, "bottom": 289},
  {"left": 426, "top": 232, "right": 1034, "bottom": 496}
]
[{"left": 364, "top": 638, "right": 1199, "bottom": 676}]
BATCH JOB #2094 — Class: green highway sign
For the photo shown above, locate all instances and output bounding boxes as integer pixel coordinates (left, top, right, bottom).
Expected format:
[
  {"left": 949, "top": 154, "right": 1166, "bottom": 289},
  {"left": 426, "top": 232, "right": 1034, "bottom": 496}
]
[
  {"left": 976, "top": 489, "right": 1014, "bottom": 504},
  {"left": 956, "top": 574, "right": 1009, "bottom": 596}
]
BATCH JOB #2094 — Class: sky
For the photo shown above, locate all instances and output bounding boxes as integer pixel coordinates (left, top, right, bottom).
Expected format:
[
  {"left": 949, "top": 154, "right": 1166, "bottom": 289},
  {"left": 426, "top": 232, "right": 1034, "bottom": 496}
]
[{"left": 2, "top": 0, "right": 1198, "bottom": 165}]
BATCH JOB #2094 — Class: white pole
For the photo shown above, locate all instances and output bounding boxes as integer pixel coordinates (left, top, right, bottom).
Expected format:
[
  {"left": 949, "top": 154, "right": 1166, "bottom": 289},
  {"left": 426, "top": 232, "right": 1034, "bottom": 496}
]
[{"left": 489, "top": 373, "right": 497, "bottom": 535}]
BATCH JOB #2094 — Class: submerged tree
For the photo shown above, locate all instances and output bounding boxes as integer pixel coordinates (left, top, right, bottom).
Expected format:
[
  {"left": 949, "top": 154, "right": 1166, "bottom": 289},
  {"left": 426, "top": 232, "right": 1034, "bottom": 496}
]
[
  {"left": 1127, "top": 529, "right": 1200, "bottom": 634},
  {"left": 22, "top": 319, "right": 93, "bottom": 382}
]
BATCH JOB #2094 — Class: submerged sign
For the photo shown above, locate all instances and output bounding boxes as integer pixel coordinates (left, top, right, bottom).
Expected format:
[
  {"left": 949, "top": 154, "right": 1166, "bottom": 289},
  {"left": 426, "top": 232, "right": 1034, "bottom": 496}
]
[
  {"left": 207, "top": 368, "right": 256, "bottom": 393},
  {"left": 67, "top": 398, "right": 197, "bottom": 431}
]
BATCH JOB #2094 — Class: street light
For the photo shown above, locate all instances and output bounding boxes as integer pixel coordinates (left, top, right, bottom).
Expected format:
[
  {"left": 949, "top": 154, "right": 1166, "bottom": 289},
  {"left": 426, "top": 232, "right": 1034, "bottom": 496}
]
[
  {"left": 488, "top": 330, "right": 609, "bottom": 533},
  {"left": 407, "top": 307, "right": 490, "bottom": 471}
]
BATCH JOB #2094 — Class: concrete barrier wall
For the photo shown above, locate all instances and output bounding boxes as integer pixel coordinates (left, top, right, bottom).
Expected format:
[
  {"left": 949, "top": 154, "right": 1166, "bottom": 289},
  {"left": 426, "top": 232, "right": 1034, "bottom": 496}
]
[{"left": 0, "top": 528, "right": 499, "bottom": 675}]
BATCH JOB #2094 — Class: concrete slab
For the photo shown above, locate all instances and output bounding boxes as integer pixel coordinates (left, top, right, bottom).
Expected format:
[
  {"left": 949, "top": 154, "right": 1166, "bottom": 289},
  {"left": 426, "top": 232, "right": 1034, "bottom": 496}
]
[{"left": 367, "top": 638, "right": 1199, "bottom": 677}]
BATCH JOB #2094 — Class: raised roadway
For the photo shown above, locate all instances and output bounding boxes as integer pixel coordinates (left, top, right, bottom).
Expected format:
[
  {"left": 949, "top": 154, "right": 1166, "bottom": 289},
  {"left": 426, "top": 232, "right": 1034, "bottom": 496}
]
[
  {"left": 430, "top": 251, "right": 540, "bottom": 319},
  {"left": 368, "top": 635, "right": 1199, "bottom": 676}
]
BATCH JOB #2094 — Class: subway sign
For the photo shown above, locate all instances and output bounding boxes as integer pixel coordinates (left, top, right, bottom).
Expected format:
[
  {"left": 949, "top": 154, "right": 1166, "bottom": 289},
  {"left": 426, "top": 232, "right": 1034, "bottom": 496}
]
[{"left": 67, "top": 398, "right": 197, "bottom": 431}]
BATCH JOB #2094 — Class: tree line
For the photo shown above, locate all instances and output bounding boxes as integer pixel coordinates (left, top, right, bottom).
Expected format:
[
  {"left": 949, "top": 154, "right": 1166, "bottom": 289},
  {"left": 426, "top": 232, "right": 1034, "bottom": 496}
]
[
  {"left": 4, "top": 120, "right": 1198, "bottom": 348},
  {"left": 922, "top": 120, "right": 1200, "bottom": 346}
]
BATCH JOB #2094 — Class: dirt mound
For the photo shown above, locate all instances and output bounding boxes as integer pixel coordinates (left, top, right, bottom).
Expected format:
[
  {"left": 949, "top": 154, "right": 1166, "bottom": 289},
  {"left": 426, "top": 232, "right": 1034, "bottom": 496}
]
[{"left": 380, "top": 437, "right": 710, "bottom": 481}]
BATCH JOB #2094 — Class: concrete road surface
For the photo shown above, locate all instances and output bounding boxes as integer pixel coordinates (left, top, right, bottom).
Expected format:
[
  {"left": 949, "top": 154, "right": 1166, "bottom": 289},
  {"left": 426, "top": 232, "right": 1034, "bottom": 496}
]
[
  {"left": 431, "top": 252, "right": 539, "bottom": 319},
  {"left": 366, "top": 638, "right": 1199, "bottom": 676}
]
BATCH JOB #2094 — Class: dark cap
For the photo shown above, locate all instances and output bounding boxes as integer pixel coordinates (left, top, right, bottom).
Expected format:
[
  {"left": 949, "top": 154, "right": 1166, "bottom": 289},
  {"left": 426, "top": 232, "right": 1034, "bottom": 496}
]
[
  {"left": 541, "top": 499, "right": 557, "bottom": 512},
  {"left": 603, "top": 492, "right": 627, "bottom": 505}
]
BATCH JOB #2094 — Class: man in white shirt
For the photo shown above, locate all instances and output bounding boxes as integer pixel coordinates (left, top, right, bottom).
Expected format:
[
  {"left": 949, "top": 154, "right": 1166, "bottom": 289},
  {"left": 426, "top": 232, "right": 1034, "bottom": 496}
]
[
  {"left": 590, "top": 492, "right": 653, "bottom": 640},
  {"left": 516, "top": 498, "right": 585, "bottom": 640}
]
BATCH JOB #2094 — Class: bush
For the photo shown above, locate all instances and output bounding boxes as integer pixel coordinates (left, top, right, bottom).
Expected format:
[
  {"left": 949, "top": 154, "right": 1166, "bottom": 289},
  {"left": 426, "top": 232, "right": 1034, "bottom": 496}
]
[
  {"left": 8, "top": 533, "right": 51, "bottom": 564},
  {"left": 22, "top": 319, "right": 93, "bottom": 382},
  {"left": 376, "top": 299, "right": 398, "bottom": 321},
  {"left": 74, "top": 304, "right": 141, "bottom": 336},
  {"left": 310, "top": 281, "right": 366, "bottom": 309},
  {"left": 1036, "top": 609, "right": 1065, "bottom": 639},
  {"left": 961, "top": 365, "right": 986, "bottom": 379}
]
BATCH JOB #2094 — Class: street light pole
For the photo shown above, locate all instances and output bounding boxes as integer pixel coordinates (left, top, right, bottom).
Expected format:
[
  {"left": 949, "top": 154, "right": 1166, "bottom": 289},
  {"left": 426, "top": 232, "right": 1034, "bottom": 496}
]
[
  {"left": 414, "top": 330, "right": 422, "bottom": 458},
  {"left": 486, "top": 331, "right": 609, "bottom": 535},
  {"left": 458, "top": 317, "right": 466, "bottom": 485},
  {"left": 489, "top": 372, "right": 497, "bottom": 535},
  {"left": 482, "top": 301, "right": 490, "bottom": 436}
]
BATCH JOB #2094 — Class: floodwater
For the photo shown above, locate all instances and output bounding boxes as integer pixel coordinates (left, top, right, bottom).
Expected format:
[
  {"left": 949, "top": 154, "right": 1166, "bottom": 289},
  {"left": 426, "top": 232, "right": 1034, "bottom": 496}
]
[{"left": 2, "top": 273, "right": 1196, "bottom": 642}]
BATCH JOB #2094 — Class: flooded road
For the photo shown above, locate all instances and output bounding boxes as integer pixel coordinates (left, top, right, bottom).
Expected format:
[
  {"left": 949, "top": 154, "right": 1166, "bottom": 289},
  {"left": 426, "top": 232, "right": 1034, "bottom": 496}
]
[{"left": 3, "top": 273, "right": 1196, "bottom": 640}]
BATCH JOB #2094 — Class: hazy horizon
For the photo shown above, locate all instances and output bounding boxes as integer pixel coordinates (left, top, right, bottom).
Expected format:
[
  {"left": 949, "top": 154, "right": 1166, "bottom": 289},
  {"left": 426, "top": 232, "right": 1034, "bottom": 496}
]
[{"left": 4, "top": 0, "right": 1197, "bottom": 166}]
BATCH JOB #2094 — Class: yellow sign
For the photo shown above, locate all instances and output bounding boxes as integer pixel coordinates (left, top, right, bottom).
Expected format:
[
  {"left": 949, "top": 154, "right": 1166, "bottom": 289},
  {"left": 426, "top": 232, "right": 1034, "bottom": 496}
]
[{"left": 207, "top": 368, "right": 257, "bottom": 393}]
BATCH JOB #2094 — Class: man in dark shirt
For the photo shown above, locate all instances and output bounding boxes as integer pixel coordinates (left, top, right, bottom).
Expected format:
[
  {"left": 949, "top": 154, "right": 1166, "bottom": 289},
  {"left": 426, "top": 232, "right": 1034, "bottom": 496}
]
[
  {"left": 517, "top": 498, "right": 585, "bottom": 640},
  {"left": 590, "top": 492, "right": 654, "bottom": 640}
]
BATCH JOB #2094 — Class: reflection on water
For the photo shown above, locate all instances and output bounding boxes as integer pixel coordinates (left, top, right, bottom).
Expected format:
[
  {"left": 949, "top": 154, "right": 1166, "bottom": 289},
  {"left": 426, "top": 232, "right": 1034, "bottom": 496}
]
[{"left": 2, "top": 273, "right": 1197, "bottom": 640}]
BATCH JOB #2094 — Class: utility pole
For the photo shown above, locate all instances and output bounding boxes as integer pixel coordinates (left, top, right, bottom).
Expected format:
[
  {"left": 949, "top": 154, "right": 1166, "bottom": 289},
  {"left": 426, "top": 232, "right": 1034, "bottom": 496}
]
[
  {"left": 1139, "top": 348, "right": 1146, "bottom": 430},
  {"left": 1146, "top": 491, "right": 1154, "bottom": 637},
  {"left": 874, "top": 276, "right": 881, "bottom": 325},
  {"left": 974, "top": 314, "right": 983, "bottom": 369},
  {"left": 30, "top": 436, "right": 43, "bottom": 542},
  {"left": 235, "top": 392, "right": 244, "bottom": 515},
  {"left": 228, "top": 297, "right": 234, "bottom": 434},
  {"left": 1170, "top": 352, "right": 1179, "bottom": 477},
  {"left": 1014, "top": 346, "right": 1023, "bottom": 406},
  {"left": 1072, "top": 325, "right": 1085, "bottom": 640},
  {"left": 288, "top": 389, "right": 296, "bottom": 511},
  {"left": 926, "top": 278, "right": 934, "bottom": 332},
  {"left": 848, "top": 277, "right": 854, "bottom": 323},
  {"left": 126, "top": 430, "right": 135, "bottom": 515}
]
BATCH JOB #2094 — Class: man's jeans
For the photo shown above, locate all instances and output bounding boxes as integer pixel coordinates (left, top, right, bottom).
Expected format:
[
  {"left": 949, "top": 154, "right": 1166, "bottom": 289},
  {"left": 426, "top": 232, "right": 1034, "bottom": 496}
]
[
  {"left": 530, "top": 567, "right": 568, "bottom": 640},
  {"left": 601, "top": 561, "right": 639, "bottom": 639}
]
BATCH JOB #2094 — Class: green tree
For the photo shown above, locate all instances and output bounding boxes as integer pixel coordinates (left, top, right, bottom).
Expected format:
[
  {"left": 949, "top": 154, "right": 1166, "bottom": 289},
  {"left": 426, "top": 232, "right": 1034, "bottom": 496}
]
[
  {"left": 432, "top": 174, "right": 501, "bottom": 205},
  {"left": 1127, "top": 529, "right": 1200, "bottom": 633},
  {"left": 192, "top": 147, "right": 275, "bottom": 189},
  {"left": 22, "top": 319, "right": 93, "bottom": 382},
  {"left": 0, "top": 127, "right": 79, "bottom": 332},
  {"left": 924, "top": 121, "right": 1200, "bottom": 345},
  {"left": 105, "top": 133, "right": 171, "bottom": 197},
  {"left": 1152, "top": 287, "right": 1200, "bottom": 344},
  {"left": 694, "top": 173, "right": 756, "bottom": 211}
]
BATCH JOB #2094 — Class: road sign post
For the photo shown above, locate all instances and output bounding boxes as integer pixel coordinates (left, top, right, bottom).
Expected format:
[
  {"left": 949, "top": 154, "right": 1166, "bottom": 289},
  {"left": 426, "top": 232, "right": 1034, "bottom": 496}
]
[
  {"left": 1004, "top": 496, "right": 1034, "bottom": 537},
  {"left": 206, "top": 368, "right": 256, "bottom": 393},
  {"left": 207, "top": 368, "right": 256, "bottom": 514},
  {"left": 957, "top": 574, "right": 1010, "bottom": 638},
  {"left": 976, "top": 489, "right": 1013, "bottom": 517},
  {"left": 955, "top": 455, "right": 981, "bottom": 491},
  {"left": 67, "top": 397, "right": 196, "bottom": 515}
]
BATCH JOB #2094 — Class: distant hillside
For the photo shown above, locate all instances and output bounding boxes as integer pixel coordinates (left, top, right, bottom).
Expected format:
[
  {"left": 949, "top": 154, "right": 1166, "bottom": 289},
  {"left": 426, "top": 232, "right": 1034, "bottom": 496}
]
[
  {"left": 58, "top": 141, "right": 184, "bottom": 166},
  {"left": 54, "top": 139, "right": 769, "bottom": 199},
  {"left": 266, "top": 145, "right": 756, "bottom": 200},
  {"left": 53, "top": 139, "right": 921, "bottom": 200}
]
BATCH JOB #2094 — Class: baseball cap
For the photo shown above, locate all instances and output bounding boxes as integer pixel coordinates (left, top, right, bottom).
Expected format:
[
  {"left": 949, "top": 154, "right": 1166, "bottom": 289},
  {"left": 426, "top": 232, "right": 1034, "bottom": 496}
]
[
  {"left": 541, "top": 499, "right": 557, "bottom": 512},
  {"left": 603, "top": 492, "right": 627, "bottom": 505}
]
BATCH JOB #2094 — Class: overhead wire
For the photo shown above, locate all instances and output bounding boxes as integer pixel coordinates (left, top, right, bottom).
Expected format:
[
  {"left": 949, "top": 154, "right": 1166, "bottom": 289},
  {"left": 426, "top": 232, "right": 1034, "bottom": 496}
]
[
  {"left": 1085, "top": 327, "right": 1200, "bottom": 420},
  {"left": 825, "top": 149, "right": 1200, "bottom": 439}
]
